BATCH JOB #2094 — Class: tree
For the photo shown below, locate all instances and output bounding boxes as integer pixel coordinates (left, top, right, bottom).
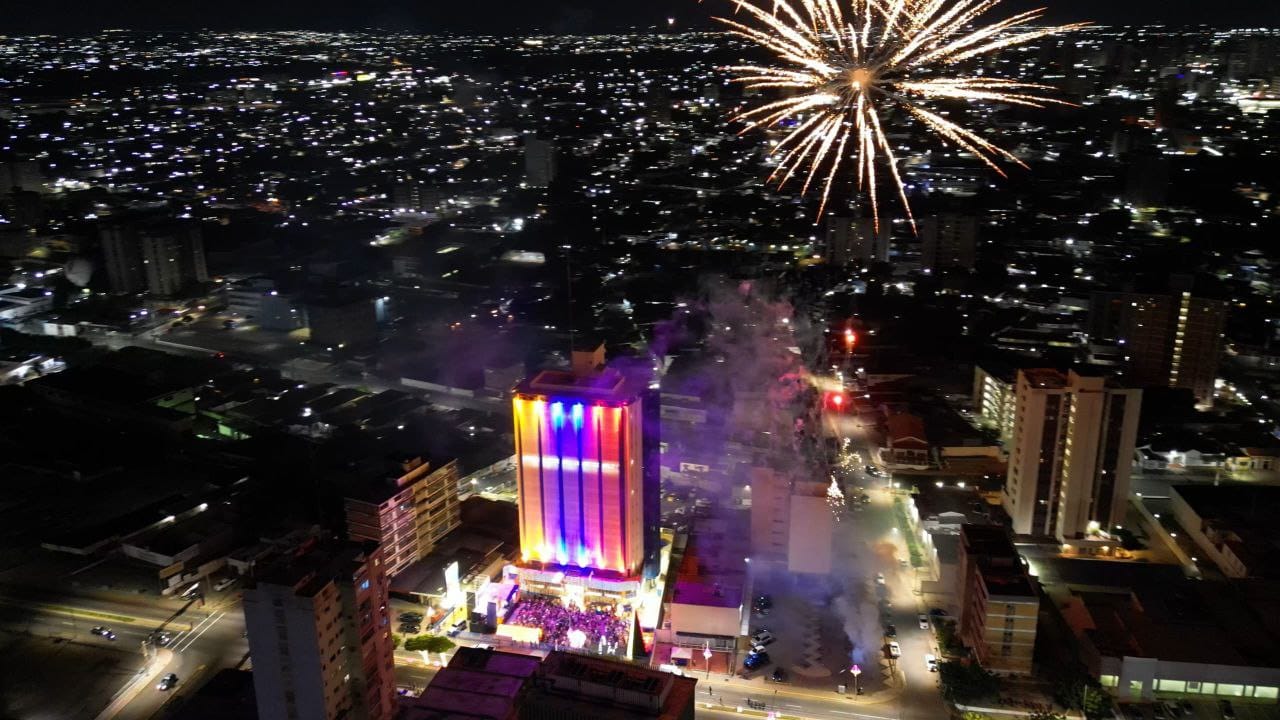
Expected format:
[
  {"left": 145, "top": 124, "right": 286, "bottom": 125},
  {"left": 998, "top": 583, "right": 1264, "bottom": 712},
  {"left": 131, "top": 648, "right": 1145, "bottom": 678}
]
[
  {"left": 1049, "top": 671, "right": 1113, "bottom": 720},
  {"left": 1030, "top": 711, "right": 1068, "bottom": 720},
  {"left": 938, "top": 660, "right": 1000, "bottom": 704},
  {"left": 962, "top": 712, "right": 993, "bottom": 720},
  {"left": 935, "top": 619, "right": 964, "bottom": 655},
  {"left": 404, "top": 635, "right": 456, "bottom": 654},
  {"left": 391, "top": 633, "right": 403, "bottom": 650}
]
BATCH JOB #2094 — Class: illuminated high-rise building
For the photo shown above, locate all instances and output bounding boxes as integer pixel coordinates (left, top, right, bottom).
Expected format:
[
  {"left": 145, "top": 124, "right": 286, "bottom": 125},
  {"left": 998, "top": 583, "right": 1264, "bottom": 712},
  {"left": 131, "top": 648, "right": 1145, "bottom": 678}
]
[
  {"left": 512, "top": 349, "right": 645, "bottom": 577},
  {"left": 1088, "top": 289, "right": 1227, "bottom": 409}
]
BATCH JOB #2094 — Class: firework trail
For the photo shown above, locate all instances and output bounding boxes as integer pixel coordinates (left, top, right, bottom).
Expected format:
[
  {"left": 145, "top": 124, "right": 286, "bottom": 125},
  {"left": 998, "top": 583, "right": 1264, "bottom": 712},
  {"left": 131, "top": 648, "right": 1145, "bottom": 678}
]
[{"left": 717, "top": 0, "right": 1086, "bottom": 228}]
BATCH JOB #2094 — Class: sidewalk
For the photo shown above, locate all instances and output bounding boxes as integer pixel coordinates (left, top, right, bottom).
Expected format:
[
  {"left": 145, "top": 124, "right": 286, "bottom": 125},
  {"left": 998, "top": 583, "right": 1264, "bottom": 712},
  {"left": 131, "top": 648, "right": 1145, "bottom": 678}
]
[{"left": 94, "top": 648, "right": 175, "bottom": 720}]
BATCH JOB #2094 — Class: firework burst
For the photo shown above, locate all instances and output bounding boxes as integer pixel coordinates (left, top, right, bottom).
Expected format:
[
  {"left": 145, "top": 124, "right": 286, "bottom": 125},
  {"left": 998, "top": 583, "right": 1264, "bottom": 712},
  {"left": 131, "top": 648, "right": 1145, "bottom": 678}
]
[{"left": 718, "top": 0, "right": 1086, "bottom": 228}]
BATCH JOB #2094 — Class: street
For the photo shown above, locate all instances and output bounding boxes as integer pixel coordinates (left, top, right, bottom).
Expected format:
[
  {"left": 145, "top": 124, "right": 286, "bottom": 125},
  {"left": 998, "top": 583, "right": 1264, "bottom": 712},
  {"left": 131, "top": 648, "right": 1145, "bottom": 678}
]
[
  {"left": 0, "top": 584, "right": 248, "bottom": 720},
  {"left": 823, "top": 399, "right": 951, "bottom": 720}
]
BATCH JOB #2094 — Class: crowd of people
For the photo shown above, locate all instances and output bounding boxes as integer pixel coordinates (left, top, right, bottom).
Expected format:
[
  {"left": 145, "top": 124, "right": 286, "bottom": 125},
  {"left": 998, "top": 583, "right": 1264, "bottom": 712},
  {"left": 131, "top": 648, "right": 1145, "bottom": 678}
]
[{"left": 505, "top": 594, "right": 629, "bottom": 651}]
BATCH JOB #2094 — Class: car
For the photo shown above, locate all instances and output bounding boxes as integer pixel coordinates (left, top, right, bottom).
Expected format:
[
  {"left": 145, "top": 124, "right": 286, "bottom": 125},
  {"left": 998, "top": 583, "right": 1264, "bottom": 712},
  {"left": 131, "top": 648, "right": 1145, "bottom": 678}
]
[
  {"left": 924, "top": 653, "right": 938, "bottom": 672},
  {"left": 751, "top": 631, "right": 776, "bottom": 646},
  {"left": 875, "top": 573, "right": 886, "bottom": 585},
  {"left": 1219, "top": 700, "right": 1235, "bottom": 720},
  {"left": 90, "top": 626, "right": 117, "bottom": 640},
  {"left": 152, "top": 631, "right": 172, "bottom": 647},
  {"left": 918, "top": 614, "right": 930, "bottom": 630},
  {"left": 887, "top": 641, "right": 901, "bottom": 658},
  {"left": 884, "top": 624, "right": 897, "bottom": 638},
  {"left": 746, "top": 699, "right": 768, "bottom": 710},
  {"left": 398, "top": 612, "right": 424, "bottom": 622},
  {"left": 213, "top": 577, "right": 237, "bottom": 592},
  {"left": 899, "top": 559, "right": 909, "bottom": 568},
  {"left": 743, "top": 652, "right": 771, "bottom": 671},
  {"left": 929, "top": 608, "right": 948, "bottom": 617},
  {"left": 1154, "top": 704, "right": 1169, "bottom": 720},
  {"left": 1122, "top": 704, "right": 1144, "bottom": 720},
  {"left": 399, "top": 624, "right": 420, "bottom": 635},
  {"left": 1179, "top": 701, "right": 1194, "bottom": 716},
  {"left": 753, "top": 595, "right": 773, "bottom": 609},
  {"left": 769, "top": 667, "right": 788, "bottom": 683},
  {"left": 157, "top": 673, "right": 179, "bottom": 691},
  {"left": 864, "top": 465, "right": 882, "bottom": 477}
]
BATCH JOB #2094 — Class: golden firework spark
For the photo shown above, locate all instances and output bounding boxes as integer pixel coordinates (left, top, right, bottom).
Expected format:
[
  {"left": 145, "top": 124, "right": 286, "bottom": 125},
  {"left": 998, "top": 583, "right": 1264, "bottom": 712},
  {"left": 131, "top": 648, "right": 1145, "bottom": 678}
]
[{"left": 718, "top": 0, "right": 1086, "bottom": 228}]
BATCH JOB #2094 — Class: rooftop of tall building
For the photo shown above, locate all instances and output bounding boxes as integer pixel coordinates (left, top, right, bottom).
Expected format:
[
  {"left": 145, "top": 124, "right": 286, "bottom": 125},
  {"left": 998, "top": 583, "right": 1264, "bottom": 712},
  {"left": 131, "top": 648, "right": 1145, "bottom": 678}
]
[
  {"left": 252, "top": 538, "right": 379, "bottom": 598},
  {"left": 962, "top": 525, "right": 1037, "bottom": 598}
]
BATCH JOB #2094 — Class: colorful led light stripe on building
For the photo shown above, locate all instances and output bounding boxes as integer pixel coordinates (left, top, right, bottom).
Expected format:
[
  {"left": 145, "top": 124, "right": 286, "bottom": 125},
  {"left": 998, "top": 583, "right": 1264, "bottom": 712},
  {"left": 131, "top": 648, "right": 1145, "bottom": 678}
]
[{"left": 513, "top": 394, "right": 640, "bottom": 575}]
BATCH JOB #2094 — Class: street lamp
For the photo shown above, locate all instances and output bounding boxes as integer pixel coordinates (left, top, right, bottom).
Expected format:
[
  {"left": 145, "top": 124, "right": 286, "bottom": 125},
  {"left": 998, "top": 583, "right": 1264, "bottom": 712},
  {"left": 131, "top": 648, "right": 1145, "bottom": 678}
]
[
  {"left": 851, "top": 664, "right": 862, "bottom": 696},
  {"left": 703, "top": 642, "right": 713, "bottom": 680}
]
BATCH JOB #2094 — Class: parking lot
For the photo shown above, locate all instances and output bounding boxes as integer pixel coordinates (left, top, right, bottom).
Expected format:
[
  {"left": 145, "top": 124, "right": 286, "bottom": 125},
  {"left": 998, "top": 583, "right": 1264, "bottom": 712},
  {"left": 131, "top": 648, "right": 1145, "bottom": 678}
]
[
  {"left": 0, "top": 630, "right": 142, "bottom": 719},
  {"left": 742, "top": 568, "right": 890, "bottom": 695},
  {"left": 1120, "top": 700, "right": 1280, "bottom": 720}
]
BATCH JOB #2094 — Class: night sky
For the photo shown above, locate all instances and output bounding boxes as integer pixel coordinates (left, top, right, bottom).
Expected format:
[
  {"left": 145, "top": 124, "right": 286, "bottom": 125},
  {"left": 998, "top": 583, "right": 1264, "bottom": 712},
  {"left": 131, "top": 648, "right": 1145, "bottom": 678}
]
[{"left": 6, "top": 0, "right": 1280, "bottom": 33}]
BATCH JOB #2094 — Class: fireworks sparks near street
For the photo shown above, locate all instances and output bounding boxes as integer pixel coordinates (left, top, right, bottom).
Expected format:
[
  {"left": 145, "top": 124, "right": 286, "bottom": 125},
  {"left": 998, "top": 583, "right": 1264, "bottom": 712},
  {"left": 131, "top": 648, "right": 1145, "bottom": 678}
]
[{"left": 717, "top": 0, "right": 1087, "bottom": 228}]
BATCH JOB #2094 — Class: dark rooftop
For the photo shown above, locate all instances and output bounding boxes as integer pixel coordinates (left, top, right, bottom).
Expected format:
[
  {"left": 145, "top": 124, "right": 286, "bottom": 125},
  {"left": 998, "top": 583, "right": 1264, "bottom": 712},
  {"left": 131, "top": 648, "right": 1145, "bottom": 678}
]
[{"left": 252, "top": 539, "right": 378, "bottom": 598}]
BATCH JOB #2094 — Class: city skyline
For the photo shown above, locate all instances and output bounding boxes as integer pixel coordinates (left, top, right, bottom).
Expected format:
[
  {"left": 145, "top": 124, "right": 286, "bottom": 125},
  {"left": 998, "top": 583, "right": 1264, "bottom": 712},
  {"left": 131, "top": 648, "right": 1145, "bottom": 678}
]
[
  {"left": 5, "top": 0, "right": 1280, "bottom": 33},
  {"left": 2, "top": 7, "right": 1280, "bottom": 720}
]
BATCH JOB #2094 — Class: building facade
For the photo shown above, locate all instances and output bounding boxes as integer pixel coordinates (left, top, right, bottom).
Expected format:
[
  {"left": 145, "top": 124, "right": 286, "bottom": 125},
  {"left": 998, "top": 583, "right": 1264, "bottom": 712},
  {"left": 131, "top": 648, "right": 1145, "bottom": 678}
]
[
  {"left": 957, "top": 525, "right": 1039, "bottom": 675},
  {"left": 826, "top": 215, "right": 890, "bottom": 267},
  {"left": 524, "top": 137, "right": 558, "bottom": 188},
  {"left": 919, "top": 213, "right": 978, "bottom": 271},
  {"left": 512, "top": 365, "right": 645, "bottom": 576},
  {"left": 307, "top": 292, "right": 377, "bottom": 349},
  {"left": 1003, "top": 369, "right": 1142, "bottom": 540},
  {"left": 344, "top": 457, "right": 461, "bottom": 579},
  {"left": 973, "top": 365, "right": 1016, "bottom": 444},
  {"left": 1089, "top": 290, "right": 1227, "bottom": 408},
  {"left": 100, "top": 222, "right": 208, "bottom": 297},
  {"left": 242, "top": 541, "right": 395, "bottom": 720},
  {"left": 227, "top": 277, "right": 304, "bottom": 331}
]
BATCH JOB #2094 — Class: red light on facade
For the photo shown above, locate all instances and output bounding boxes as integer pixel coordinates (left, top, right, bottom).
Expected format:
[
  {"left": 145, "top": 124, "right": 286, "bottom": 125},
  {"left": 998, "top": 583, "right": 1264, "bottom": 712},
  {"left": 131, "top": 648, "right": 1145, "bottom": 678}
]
[{"left": 843, "top": 329, "right": 857, "bottom": 347}]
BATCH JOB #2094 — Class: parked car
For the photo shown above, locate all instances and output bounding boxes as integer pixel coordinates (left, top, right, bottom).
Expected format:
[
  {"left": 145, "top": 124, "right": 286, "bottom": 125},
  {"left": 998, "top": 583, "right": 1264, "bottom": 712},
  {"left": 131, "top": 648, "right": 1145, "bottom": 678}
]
[
  {"left": 918, "top": 614, "right": 930, "bottom": 630},
  {"left": 875, "top": 573, "right": 886, "bottom": 585},
  {"left": 213, "top": 577, "right": 237, "bottom": 592},
  {"left": 1219, "top": 700, "right": 1235, "bottom": 720},
  {"left": 398, "top": 612, "right": 424, "bottom": 622},
  {"left": 751, "top": 630, "right": 776, "bottom": 646},
  {"left": 1165, "top": 702, "right": 1183, "bottom": 718},
  {"left": 90, "top": 626, "right": 116, "bottom": 640},
  {"left": 399, "top": 624, "right": 420, "bottom": 635},
  {"left": 743, "top": 652, "right": 771, "bottom": 671},
  {"left": 1179, "top": 701, "right": 1194, "bottom": 716},
  {"left": 157, "top": 673, "right": 179, "bottom": 691},
  {"left": 1154, "top": 704, "right": 1169, "bottom": 720},
  {"left": 924, "top": 653, "right": 938, "bottom": 672},
  {"left": 746, "top": 699, "right": 767, "bottom": 710},
  {"left": 769, "top": 667, "right": 788, "bottom": 682},
  {"left": 887, "top": 641, "right": 901, "bottom": 658},
  {"left": 884, "top": 624, "right": 897, "bottom": 638}
]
